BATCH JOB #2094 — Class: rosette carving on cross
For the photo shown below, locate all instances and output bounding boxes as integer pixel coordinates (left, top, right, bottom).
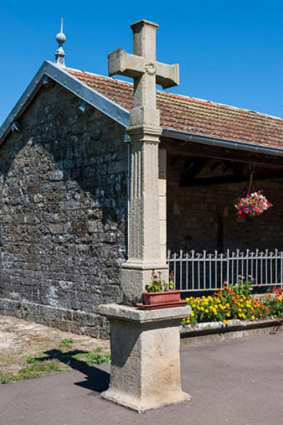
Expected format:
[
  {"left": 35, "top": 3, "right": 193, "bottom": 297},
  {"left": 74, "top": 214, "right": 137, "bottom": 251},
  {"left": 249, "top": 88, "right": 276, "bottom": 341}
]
[{"left": 108, "top": 20, "right": 179, "bottom": 129}]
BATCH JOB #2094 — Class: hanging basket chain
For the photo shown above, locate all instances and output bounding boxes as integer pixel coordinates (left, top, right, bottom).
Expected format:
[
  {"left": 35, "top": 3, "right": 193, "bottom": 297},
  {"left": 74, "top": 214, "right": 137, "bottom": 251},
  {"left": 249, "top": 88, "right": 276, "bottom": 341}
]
[
  {"left": 248, "top": 173, "right": 256, "bottom": 194},
  {"left": 248, "top": 152, "right": 258, "bottom": 194}
]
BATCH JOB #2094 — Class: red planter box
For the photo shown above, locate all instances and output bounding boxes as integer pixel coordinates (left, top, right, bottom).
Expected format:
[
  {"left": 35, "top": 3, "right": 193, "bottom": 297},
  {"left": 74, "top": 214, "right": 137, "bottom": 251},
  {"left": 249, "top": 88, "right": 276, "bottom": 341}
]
[{"left": 142, "top": 290, "right": 181, "bottom": 305}]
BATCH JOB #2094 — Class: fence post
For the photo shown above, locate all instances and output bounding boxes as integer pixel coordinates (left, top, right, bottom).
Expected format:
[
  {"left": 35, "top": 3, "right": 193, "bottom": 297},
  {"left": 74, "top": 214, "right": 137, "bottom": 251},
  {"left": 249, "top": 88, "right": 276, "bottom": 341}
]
[
  {"left": 226, "top": 249, "right": 230, "bottom": 285},
  {"left": 167, "top": 250, "right": 171, "bottom": 282}
]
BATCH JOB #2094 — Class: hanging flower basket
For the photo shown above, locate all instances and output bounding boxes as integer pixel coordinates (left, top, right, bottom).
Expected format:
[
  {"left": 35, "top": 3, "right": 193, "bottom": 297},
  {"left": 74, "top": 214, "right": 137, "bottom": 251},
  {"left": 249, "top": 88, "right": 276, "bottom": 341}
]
[{"left": 235, "top": 190, "right": 273, "bottom": 219}]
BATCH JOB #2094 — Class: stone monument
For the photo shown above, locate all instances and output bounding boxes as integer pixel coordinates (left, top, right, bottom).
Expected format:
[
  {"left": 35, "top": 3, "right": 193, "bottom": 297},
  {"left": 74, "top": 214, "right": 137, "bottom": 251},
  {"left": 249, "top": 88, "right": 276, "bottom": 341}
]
[{"left": 98, "top": 19, "right": 190, "bottom": 413}]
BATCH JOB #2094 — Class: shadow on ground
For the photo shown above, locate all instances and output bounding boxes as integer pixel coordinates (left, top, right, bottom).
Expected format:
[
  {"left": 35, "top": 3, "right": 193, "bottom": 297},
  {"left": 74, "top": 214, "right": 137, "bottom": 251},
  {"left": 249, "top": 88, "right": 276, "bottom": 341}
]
[{"left": 37, "top": 349, "right": 110, "bottom": 393}]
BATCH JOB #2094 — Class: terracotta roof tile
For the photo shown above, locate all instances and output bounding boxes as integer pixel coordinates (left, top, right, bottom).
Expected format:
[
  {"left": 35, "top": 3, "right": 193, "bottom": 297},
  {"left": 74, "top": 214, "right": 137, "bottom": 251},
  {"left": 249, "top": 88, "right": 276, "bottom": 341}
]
[{"left": 67, "top": 69, "right": 283, "bottom": 149}]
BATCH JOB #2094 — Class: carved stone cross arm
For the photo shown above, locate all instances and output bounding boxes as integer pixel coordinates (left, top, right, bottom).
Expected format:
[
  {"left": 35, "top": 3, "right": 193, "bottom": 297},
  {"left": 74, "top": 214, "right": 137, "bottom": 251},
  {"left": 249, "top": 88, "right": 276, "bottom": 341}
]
[
  {"left": 108, "top": 49, "right": 179, "bottom": 89},
  {"left": 108, "top": 49, "right": 144, "bottom": 79},
  {"left": 156, "top": 61, "right": 179, "bottom": 89}
]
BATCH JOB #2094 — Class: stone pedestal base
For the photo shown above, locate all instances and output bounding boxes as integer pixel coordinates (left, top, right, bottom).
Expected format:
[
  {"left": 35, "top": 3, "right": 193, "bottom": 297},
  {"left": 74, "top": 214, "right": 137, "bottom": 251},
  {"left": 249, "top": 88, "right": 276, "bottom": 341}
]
[{"left": 98, "top": 304, "right": 191, "bottom": 413}]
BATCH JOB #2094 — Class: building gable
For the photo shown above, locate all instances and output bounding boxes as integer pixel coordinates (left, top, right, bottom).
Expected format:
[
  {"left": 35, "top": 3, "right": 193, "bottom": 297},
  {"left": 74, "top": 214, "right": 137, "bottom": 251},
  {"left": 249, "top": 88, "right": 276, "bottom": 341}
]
[{"left": 0, "top": 61, "right": 129, "bottom": 147}]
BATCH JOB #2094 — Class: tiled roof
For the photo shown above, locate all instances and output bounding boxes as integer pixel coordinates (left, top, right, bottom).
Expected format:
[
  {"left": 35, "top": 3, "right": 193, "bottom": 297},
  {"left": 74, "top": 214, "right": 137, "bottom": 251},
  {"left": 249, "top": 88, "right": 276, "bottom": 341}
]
[{"left": 67, "top": 69, "right": 283, "bottom": 149}]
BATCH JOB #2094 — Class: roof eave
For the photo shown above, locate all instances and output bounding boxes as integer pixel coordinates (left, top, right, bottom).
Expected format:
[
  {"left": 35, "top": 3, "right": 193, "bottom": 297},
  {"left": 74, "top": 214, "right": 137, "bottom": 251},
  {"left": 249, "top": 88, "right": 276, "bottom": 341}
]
[
  {"left": 0, "top": 61, "right": 129, "bottom": 146},
  {"left": 162, "top": 128, "right": 283, "bottom": 158}
]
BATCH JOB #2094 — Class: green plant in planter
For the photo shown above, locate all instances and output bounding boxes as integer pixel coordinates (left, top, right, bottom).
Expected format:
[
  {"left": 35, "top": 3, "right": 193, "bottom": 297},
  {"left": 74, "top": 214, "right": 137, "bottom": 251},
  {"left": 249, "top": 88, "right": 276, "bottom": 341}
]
[{"left": 145, "top": 269, "right": 175, "bottom": 292}]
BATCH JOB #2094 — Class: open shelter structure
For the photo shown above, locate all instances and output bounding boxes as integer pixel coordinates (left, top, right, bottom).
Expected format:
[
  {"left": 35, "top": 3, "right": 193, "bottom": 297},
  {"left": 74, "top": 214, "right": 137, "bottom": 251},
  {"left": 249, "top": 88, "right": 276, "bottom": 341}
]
[{"left": 0, "top": 19, "right": 283, "bottom": 339}]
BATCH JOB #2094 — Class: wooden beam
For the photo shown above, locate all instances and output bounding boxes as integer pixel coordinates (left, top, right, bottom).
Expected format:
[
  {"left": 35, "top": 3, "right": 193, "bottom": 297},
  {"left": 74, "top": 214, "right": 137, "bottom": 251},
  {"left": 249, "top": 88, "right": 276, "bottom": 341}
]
[
  {"left": 183, "top": 168, "right": 283, "bottom": 187},
  {"left": 222, "top": 160, "right": 234, "bottom": 174},
  {"left": 180, "top": 157, "right": 210, "bottom": 186},
  {"left": 209, "top": 161, "right": 222, "bottom": 172},
  {"left": 169, "top": 155, "right": 182, "bottom": 166}
]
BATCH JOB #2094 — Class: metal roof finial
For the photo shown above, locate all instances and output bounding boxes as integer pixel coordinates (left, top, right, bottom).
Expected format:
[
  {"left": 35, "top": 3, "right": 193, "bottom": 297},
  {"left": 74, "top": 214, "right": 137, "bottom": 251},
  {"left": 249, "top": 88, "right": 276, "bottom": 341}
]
[{"left": 55, "top": 17, "right": 66, "bottom": 67}]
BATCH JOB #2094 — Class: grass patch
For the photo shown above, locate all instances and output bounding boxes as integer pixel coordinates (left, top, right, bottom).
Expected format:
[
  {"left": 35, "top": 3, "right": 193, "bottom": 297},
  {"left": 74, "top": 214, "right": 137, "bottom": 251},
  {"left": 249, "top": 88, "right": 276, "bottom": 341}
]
[
  {"left": 26, "top": 354, "right": 36, "bottom": 364},
  {"left": 18, "top": 360, "right": 67, "bottom": 379},
  {"left": 73, "top": 348, "right": 111, "bottom": 366},
  {"left": 0, "top": 360, "right": 67, "bottom": 384},
  {"left": 0, "top": 372, "right": 15, "bottom": 385},
  {"left": 58, "top": 338, "right": 79, "bottom": 351},
  {"left": 0, "top": 355, "right": 16, "bottom": 364}
]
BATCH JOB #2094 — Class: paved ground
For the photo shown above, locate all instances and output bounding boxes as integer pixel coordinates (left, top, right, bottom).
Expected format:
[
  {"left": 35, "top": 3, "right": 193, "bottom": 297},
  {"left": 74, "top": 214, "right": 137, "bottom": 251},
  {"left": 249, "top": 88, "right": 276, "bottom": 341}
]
[{"left": 1, "top": 331, "right": 283, "bottom": 425}]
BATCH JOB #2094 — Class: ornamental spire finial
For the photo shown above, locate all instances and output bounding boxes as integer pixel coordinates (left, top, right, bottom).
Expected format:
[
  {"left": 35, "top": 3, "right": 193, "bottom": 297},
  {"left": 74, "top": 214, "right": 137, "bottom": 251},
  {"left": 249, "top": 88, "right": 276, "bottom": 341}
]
[{"left": 54, "top": 17, "right": 66, "bottom": 67}]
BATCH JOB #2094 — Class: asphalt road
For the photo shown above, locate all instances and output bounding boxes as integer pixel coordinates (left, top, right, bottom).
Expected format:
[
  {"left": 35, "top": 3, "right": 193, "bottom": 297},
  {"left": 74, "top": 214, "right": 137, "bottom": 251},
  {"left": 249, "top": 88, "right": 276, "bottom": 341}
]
[{"left": 1, "top": 332, "right": 283, "bottom": 425}]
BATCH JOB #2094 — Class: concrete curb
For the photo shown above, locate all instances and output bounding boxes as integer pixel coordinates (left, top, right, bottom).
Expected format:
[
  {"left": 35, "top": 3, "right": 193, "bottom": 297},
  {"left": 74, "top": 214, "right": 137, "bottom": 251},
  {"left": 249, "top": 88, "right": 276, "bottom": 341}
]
[{"left": 180, "top": 318, "right": 283, "bottom": 346}]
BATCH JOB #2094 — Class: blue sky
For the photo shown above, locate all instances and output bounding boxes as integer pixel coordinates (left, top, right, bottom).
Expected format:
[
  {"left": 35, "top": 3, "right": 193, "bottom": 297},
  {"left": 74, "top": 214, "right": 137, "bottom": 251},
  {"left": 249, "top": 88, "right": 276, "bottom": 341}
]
[{"left": 1, "top": 0, "right": 283, "bottom": 125}]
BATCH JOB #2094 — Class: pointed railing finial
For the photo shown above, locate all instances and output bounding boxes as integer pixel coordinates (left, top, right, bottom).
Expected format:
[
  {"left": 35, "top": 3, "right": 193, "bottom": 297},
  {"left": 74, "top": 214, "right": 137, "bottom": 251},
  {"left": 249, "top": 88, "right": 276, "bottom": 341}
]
[{"left": 55, "top": 16, "right": 66, "bottom": 67}]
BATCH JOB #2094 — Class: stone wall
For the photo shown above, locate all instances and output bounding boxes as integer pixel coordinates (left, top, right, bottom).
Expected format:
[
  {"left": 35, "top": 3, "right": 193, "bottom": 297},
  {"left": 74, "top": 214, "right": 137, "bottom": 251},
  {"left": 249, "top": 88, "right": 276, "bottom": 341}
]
[
  {"left": 167, "top": 155, "right": 283, "bottom": 254},
  {"left": 0, "top": 80, "right": 128, "bottom": 338}
]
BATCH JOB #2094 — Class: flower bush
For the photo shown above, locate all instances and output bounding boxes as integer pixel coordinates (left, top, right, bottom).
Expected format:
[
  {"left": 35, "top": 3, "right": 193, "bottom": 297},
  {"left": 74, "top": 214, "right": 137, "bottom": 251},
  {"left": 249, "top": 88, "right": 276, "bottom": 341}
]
[
  {"left": 235, "top": 190, "right": 272, "bottom": 219},
  {"left": 145, "top": 269, "right": 175, "bottom": 292},
  {"left": 264, "top": 293, "right": 283, "bottom": 318},
  {"left": 183, "top": 278, "right": 283, "bottom": 325}
]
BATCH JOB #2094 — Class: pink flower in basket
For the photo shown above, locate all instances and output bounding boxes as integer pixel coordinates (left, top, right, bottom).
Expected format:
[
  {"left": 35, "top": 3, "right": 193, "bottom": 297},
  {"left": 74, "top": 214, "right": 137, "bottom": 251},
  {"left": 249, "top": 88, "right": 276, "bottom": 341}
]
[{"left": 235, "top": 191, "right": 272, "bottom": 218}]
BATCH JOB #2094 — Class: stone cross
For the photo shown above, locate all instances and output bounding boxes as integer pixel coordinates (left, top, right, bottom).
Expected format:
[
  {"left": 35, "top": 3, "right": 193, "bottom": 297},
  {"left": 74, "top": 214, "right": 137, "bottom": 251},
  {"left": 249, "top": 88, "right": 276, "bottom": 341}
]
[
  {"left": 109, "top": 19, "right": 179, "bottom": 129},
  {"left": 99, "top": 20, "right": 189, "bottom": 413},
  {"left": 109, "top": 20, "right": 180, "bottom": 305}
]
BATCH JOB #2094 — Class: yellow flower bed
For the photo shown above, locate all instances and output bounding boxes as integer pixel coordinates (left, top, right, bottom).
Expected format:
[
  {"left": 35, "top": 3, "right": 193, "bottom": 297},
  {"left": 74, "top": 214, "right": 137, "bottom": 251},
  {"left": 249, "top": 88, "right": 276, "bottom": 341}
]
[{"left": 183, "top": 284, "right": 274, "bottom": 325}]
